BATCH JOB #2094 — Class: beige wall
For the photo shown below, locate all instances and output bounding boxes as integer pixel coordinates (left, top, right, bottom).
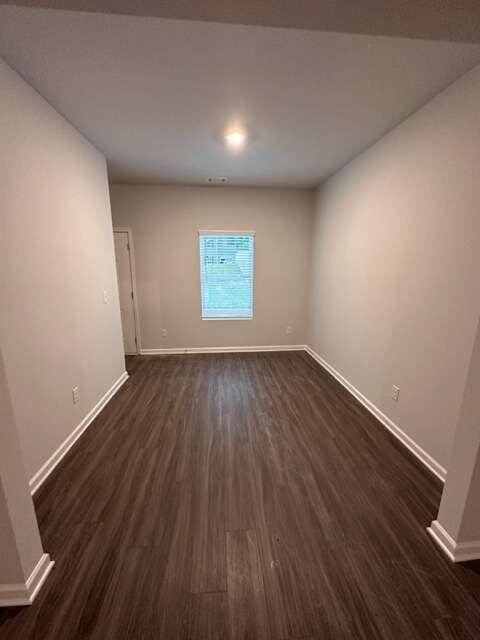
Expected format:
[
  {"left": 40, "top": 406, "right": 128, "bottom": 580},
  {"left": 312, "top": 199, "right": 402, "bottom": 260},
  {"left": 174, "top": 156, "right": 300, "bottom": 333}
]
[
  {"left": 0, "top": 59, "right": 126, "bottom": 481},
  {"left": 0, "top": 346, "right": 45, "bottom": 584},
  {"left": 436, "top": 318, "right": 480, "bottom": 542},
  {"left": 308, "top": 64, "right": 480, "bottom": 471},
  {"left": 110, "top": 185, "right": 314, "bottom": 349}
]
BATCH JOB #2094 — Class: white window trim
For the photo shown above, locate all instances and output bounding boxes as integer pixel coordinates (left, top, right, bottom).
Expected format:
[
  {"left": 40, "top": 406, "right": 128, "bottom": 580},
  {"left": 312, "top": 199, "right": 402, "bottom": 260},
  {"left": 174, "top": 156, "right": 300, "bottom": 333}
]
[
  {"left": 198, "top": 229, "right": 256, "bottom": 236},
  {"left": 202, "top": 317, "right": 253, "bottom": 321},
  {"left": 198, "top": 230, "right": 255, "bottom": 321}
]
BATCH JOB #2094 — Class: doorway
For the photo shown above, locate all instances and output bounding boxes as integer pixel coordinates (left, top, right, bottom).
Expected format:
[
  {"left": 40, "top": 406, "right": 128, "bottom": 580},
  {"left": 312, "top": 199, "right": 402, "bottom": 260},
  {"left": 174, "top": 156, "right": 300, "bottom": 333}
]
[{"left": 113, "top": 228, "right": 140, "bottom": 355}]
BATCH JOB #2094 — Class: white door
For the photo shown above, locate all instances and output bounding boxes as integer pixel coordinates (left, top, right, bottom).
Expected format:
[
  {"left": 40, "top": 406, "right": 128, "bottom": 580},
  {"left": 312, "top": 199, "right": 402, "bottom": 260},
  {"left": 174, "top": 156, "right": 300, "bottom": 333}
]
[{"left": 114, "top": 231, "right": 137, "bottom": 354}]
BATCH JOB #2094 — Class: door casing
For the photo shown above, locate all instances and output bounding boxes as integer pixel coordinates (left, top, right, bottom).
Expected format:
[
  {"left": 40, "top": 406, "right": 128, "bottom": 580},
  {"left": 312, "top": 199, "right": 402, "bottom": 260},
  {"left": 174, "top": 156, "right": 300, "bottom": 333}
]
[{"left": 113, "top": 227, "right": 141, "bottom": 354}]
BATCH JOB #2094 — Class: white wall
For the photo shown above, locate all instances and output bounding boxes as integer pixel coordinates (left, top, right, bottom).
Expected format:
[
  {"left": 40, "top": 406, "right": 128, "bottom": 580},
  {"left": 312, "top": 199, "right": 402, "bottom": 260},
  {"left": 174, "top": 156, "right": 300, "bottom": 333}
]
[
  {"left": 110, "top": 185, "right": 314, "bottom": 349},
  {"left": 0, "top": 346, "right": 45, "bottom": 586},
  {"left": 0, "top": 59, "right": 126, "bottom": 482},
  {"left": 308, "top": 65, "right": 480, "bottom": 472},
  {"left": 436, "top": 318, "right": 480, "bottom": 542}
]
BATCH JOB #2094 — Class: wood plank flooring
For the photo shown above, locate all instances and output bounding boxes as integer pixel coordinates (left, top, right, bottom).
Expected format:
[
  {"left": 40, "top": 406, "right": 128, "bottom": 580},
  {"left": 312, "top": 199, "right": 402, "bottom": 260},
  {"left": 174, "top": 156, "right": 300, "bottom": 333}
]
[{"left": 2, "top": 351, "right": 480, "bottom": 639}]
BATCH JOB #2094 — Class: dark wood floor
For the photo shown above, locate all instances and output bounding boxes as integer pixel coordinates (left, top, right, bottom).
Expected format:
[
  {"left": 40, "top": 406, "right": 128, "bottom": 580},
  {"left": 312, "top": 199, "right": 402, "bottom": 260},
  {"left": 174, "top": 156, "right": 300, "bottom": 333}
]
[{"left": 2, "top": 352, "right": 480, "bottom": 639}]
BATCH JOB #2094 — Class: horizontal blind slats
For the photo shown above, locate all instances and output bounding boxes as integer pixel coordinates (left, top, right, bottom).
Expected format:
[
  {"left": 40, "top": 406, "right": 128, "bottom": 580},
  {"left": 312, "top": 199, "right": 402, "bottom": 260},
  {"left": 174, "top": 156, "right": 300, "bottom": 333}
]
[{"left": 199, "top": 234, "right": 254, "bottom": 319}]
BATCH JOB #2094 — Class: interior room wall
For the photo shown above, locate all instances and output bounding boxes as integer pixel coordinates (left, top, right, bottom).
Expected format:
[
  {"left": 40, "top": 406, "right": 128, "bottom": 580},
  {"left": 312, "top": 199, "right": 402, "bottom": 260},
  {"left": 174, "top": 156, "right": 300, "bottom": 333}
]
[
  {"left": 0, "top": 59, "right": 126, "bottom": 484},
  {"left": 435, "top": 317, "right": 480, "bottom": 543},
  {"left": 110, "top": 185, "right": 314, "bottom": 350},
  {"left": 0, "top": 347, "right": 45, "bottom": 587},
  {"left": 308, "top": 64, "right": 480, "bottom": 474}
]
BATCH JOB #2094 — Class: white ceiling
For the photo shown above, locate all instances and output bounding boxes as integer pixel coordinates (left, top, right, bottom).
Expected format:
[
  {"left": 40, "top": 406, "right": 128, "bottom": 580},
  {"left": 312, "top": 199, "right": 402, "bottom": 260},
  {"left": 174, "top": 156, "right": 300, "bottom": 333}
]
[
  {"left": 5, "top": 1, "right": 480, "bottom": 43},
  {"left": 1, "top": 6, "right": 480, "bottom": 187}
]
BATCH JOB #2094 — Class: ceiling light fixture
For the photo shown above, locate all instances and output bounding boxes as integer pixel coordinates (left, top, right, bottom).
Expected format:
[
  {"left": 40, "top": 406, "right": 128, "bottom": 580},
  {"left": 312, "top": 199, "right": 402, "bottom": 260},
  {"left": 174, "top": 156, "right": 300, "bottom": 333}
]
[{"left": 224, "top": 127, "right": 247, "bottom": 151}]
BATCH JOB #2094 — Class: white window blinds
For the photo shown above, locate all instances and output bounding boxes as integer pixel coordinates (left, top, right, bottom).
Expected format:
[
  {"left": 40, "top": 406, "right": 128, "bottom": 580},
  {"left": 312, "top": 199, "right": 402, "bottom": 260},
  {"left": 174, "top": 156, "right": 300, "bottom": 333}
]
[{"left": 199, "top": 231, "right": 255, "bottom": 319}]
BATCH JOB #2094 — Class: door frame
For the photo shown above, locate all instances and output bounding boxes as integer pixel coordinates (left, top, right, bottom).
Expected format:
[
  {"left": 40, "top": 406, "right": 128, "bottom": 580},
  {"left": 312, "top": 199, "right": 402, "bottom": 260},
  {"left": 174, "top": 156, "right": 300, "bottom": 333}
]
[{"left": 114, "top": 226, "right": 142, "bottom": 355}]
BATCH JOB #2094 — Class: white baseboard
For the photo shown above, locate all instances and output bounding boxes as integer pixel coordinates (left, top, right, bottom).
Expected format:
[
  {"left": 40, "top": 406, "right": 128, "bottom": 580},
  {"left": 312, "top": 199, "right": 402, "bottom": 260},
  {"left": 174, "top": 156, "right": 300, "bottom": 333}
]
[
  {"left": 140, "top": 345, "right": 307, "bottom": 355},
  {"left": 427, "top": 520, "right": 480, "bottom": 562},
  {"left": 304, "top": 346, "right": 447, "bottom": 483},
  {"left": 29, "top": 371, "right": 129, "bottom": 495},
  {"left": 0, "top": 553, "right": 54, "bottom": 607}
]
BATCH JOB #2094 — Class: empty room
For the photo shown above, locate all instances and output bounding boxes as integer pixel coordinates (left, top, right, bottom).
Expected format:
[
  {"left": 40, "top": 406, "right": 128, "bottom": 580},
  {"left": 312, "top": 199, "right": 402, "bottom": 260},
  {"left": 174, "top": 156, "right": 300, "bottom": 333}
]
[{"left": 2, "top": 1, "right": 480, "bottom": 638}]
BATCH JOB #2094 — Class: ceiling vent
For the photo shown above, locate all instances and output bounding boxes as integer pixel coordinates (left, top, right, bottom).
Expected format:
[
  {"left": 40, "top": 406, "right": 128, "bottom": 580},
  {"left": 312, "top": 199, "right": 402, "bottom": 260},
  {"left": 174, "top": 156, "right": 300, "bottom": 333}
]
[{"left": 206, "top": 177, "right": 228, "bottom": 184}]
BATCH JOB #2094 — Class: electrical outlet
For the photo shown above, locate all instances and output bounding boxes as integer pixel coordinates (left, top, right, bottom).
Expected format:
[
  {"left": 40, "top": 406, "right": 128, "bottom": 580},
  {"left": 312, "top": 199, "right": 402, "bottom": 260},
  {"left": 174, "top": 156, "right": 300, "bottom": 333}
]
[
  {"left": 162, "top": 328, "right": 167, "bottom": 338},
  {"left": 286, "top": 325, "right": 292, "bottom": 335},
  {"left": 72, "top": 386, "right": 80, "bottom": 404},
  {"left": 103, "top": 290, "right": 108, "bottom": 304},
  {"left": 391, "top": 385, "right": 400, "bottom": 402}
]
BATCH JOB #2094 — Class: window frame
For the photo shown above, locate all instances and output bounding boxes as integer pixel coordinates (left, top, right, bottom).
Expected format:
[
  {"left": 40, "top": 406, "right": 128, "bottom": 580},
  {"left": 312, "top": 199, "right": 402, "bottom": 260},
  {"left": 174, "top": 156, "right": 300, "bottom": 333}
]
[{"left": 198, "top": 230, "right": 256, "bottom": 321}]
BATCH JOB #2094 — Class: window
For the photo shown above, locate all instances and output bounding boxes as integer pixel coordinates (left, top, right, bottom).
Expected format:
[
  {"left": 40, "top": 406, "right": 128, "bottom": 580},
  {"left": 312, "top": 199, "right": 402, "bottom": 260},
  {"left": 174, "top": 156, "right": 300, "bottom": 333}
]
[{"left": 199, "top": 231, "right": 255, "bottom": 319}]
